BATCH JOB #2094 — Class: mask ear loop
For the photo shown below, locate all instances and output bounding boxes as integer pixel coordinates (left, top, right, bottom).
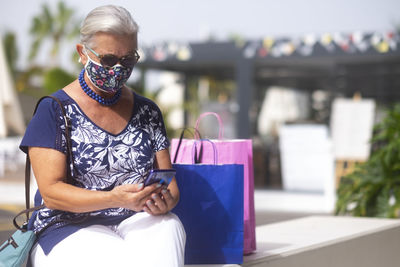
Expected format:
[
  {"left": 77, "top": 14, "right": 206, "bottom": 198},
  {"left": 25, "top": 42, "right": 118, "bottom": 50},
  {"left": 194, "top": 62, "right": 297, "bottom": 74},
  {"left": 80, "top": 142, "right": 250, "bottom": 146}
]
[
  {"left": 82, "top": 48, "right": 91, "bottom": 70},
  {"left": 83, "top": 46, "right": 105, "bottom": 69},
  {"left": 78, "top": 46, "right": 88, "bottom": 64}
]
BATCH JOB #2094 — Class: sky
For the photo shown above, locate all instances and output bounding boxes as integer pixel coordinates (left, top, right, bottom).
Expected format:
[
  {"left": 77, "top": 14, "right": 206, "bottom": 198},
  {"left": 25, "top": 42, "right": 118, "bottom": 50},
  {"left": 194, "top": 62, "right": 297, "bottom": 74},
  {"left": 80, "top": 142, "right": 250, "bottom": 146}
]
[{"left": 1, "top": 0, "right": 400, "bottom": 70}]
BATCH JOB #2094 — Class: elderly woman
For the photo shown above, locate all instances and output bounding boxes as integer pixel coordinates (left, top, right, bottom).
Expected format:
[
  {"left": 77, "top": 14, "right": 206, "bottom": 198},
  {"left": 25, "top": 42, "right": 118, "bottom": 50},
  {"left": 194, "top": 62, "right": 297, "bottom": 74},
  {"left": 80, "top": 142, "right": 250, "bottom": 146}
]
[{"left": 20, "top": 5, "right": 185, "bottom": 267}]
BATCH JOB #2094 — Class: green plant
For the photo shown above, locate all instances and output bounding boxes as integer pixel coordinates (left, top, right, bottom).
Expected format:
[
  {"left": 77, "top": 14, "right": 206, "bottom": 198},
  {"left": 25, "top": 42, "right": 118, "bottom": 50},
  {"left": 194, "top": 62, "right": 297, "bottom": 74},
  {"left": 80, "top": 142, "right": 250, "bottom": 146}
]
[
  {"left": 29, "top": 1, "right": 79, "bottom": 64},
  {"left": 14, "top": 1, "right": 80, "bottom": 96},
  {"left": 43, "top": 67, "right": 75, "bottom": 94},
  {"left": 336, "top": 104, "right": 400, "bottom": 218},
  {"left": 2, "top": 31, "right": 18, "bottom": 78}
]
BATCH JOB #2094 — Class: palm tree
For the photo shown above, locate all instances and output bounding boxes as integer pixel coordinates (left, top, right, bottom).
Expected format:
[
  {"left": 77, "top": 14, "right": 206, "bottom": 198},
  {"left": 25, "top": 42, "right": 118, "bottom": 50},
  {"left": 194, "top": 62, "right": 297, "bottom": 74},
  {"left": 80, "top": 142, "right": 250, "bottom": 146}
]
[
  {"left": 20, "top": 1, "right": 80, "bottom": 95},
  {"left": 28, "top": 1, "right": 79, "bottom": 66},
  {"left": 2, "top": 31, "right": 18, "bottom": 79}
]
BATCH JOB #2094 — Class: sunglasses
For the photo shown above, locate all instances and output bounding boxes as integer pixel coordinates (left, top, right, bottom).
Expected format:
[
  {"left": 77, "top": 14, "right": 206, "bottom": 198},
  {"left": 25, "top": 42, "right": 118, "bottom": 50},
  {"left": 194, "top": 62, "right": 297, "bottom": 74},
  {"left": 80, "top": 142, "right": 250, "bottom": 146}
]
[{"left": 85, "top": 46, "right": 140, "bottom": 69}]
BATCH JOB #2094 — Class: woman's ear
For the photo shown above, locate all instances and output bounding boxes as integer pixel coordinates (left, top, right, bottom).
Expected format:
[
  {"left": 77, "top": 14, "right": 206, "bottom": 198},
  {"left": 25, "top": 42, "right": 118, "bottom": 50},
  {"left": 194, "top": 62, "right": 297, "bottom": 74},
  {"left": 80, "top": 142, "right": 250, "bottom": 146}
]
[{"left": 76, "top": 44, "right": 87, "bottom": 65}]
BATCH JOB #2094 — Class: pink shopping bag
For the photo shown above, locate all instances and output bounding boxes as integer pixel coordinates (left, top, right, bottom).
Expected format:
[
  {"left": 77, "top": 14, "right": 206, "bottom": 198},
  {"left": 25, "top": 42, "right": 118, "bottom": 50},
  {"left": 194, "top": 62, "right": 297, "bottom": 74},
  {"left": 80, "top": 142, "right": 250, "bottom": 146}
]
[{"left": 170, "top": 112, "right": 256, "bottom": 254}]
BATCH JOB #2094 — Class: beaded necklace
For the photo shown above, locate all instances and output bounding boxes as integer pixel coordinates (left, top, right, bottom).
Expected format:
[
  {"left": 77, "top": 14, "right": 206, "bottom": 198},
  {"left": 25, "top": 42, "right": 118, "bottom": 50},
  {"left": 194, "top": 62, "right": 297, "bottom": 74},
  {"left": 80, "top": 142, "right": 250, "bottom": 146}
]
[{"left": 78, "top": 69, "right": 122, "bottom": 106}]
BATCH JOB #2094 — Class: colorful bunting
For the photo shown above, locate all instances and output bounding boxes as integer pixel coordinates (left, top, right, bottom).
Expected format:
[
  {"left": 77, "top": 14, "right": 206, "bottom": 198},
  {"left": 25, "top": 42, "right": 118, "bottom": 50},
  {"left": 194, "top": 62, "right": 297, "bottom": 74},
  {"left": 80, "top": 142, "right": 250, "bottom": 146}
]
[{"left": 140, "top": 31, "right": 400, "bottom": 62}]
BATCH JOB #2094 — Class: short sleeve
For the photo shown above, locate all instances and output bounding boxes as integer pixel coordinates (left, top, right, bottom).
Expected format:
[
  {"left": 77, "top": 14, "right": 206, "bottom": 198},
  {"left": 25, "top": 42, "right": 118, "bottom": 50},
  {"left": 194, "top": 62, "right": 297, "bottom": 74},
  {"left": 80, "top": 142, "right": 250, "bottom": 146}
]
[
  {"left": 151, "top": 104, "right": 170, "bottom": 152},
  {"left": 20, "top": 97, "right": 65, "bottom": 154}
]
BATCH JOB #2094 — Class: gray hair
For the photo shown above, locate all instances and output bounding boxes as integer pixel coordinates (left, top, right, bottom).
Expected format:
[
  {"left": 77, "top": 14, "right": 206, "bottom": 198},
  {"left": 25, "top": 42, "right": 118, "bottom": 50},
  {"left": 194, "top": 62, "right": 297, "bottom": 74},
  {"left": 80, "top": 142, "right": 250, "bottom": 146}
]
[{"left": 80, "top": 5, "right": 139, "bottom": 47}]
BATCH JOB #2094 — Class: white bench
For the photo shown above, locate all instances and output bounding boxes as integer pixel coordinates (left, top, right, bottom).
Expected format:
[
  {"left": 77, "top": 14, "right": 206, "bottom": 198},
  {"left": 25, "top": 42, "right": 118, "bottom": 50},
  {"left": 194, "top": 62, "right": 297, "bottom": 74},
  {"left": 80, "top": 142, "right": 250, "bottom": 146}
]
[{"left": 185, "top": 216, "right": 400, "bottom": 267}]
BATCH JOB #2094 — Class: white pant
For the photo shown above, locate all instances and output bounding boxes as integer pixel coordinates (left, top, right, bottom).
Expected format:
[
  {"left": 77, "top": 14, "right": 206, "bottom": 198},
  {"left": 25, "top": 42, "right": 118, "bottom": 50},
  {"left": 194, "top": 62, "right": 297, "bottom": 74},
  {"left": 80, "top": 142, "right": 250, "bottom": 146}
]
[{"left": 31, "top": 212, "right": 186, "bottom": 267}]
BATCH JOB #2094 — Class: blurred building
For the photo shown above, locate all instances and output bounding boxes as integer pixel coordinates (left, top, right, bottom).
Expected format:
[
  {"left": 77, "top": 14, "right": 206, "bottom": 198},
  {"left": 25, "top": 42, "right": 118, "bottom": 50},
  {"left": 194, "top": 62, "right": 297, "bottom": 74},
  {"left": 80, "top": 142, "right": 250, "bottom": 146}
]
[
  {"left": 0, "top": 40, "right": 26, "bottom": 177},
  {"left": 138, "top": 31, "right": 400, "bottom": 138},
  {"left": 0, "top": 39, "right": 25, "bottom": 137},
  {"left": 137, "top": 31, "right": 400, "bottom": 189}
]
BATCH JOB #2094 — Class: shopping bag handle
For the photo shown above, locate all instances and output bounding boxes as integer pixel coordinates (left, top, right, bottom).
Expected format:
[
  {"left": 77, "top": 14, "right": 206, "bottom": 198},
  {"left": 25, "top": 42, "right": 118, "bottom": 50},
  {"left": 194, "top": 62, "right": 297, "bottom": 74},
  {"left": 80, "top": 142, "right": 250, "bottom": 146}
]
[
  {"left": 194, "top": 112, "right": 224, "bottom": 139},
  {"left": 192, "top": 139, "right": 218, "bottom": 165},
  {"left": 172, "top": 127, "right": 202, "bottom": 164}
]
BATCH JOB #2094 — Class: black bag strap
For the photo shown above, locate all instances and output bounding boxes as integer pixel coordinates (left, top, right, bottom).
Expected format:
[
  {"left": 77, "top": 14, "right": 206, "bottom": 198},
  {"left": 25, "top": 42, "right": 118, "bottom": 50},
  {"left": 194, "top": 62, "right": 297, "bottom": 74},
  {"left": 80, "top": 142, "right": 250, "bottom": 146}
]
[
  {"left": 173, "top": 127, "right": 202, "bottom": 164},
  {"left": 13, "top": 95, "right": 74, "bottom": 232}
]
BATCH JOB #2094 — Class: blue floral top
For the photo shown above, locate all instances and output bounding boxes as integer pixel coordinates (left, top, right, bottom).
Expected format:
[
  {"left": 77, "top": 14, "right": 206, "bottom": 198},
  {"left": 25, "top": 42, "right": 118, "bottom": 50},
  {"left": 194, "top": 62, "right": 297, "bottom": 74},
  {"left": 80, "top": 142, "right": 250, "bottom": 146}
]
[{"left": 20, "top": 89, "right": 170, "bottom": 254}]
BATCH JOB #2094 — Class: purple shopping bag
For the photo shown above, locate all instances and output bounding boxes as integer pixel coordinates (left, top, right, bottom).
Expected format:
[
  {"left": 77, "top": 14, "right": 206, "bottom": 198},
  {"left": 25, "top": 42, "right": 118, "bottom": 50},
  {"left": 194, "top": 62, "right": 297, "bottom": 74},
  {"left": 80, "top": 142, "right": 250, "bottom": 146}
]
[{"left": 171, "top": 112, "right": 256, "bottom": 254}]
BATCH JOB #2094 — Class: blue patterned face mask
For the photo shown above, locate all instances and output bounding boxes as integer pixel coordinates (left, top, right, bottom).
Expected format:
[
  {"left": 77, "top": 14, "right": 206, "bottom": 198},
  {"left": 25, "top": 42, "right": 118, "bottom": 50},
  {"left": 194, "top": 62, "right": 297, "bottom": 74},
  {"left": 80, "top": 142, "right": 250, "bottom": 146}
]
[{"left": 84, "top": 51, "right": 133, "bottom": 93}]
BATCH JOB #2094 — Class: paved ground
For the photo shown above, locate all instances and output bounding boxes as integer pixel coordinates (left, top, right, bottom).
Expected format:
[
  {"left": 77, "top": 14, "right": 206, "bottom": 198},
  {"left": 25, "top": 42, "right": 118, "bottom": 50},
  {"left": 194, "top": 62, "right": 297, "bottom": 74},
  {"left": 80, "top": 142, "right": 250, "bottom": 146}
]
[
  {"left": 0, "top": 206, "right": 22, "bottom": 243},
  {"left": 0, "top": 168, "right": 27, "bottom": 242}
]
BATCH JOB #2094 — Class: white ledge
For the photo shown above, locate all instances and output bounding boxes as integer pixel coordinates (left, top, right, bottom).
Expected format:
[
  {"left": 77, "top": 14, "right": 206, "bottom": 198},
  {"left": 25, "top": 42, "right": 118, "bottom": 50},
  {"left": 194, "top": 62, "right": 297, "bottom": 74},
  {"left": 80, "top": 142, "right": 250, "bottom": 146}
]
[{"left": 186, "top": 216, "right": 400, "bottom": 267}]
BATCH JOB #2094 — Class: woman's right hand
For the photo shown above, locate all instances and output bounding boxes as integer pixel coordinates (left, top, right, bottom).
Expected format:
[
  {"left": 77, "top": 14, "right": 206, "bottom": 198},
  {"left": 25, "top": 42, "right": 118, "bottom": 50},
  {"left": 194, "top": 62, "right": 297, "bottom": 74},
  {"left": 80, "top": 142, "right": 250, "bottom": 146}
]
[{"left": 110, "top": 183, "right": 162, "bottom": 212}]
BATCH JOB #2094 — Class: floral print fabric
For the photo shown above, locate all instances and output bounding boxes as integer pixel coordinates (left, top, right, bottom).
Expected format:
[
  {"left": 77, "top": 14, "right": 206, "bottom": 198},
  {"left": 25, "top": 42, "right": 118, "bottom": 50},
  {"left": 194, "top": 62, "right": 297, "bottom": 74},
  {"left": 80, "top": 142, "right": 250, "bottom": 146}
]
[
  {"left": 85, "top": 58, "right": 133, "bottom": 93},
  {"left": 20, "top": 90, "right": 170, "bottom": 234}
]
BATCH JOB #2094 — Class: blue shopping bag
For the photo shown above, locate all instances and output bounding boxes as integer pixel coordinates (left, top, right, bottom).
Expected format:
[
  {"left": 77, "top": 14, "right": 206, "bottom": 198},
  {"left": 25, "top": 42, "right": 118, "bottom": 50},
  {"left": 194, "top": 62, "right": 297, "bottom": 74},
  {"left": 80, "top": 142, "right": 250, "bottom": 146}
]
[{"left": 172, "top": 140, "right": 244, "bottom": 264}]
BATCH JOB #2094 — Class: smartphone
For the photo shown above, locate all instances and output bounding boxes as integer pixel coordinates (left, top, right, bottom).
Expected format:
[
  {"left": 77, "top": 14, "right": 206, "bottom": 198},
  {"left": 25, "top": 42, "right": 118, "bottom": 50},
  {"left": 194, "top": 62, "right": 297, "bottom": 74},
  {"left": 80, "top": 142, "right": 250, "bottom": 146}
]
[{"left": 144, "top": 169, "right": 176, "bottom": 187}]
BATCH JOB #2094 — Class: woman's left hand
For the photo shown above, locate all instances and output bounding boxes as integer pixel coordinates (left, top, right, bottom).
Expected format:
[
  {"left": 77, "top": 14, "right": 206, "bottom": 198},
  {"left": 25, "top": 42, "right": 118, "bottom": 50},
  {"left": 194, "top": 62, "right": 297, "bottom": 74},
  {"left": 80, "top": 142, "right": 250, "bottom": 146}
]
[
  {"left": 143, "top": 187, "right": 176, "bottom": 215},
  {"left": 144, "top": 149, "right": 180, "bottom": 215}
]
